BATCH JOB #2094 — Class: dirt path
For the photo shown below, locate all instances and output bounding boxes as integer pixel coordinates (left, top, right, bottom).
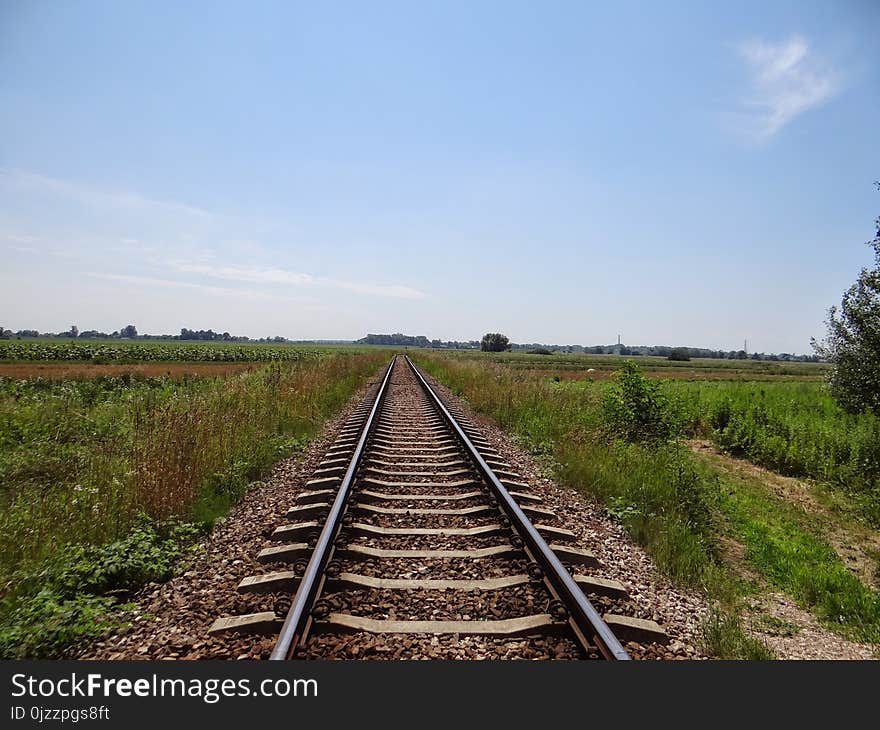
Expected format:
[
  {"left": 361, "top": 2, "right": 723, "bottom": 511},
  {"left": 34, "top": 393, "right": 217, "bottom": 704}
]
[
  {"left": 690, "top": 439, "right": 879, "bottom": 660},
  {"left": 690, "top": 439, "right": 880, "bottom": 589},
  {"left": 742, "top": 592, "right": 876, "bottom": 660}
]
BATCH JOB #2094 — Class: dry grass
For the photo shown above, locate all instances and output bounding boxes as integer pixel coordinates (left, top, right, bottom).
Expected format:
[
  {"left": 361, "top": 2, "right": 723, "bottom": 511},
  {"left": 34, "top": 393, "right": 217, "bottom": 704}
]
[{"left": 0, "top": 352, "right": 389, "bottom": 577}]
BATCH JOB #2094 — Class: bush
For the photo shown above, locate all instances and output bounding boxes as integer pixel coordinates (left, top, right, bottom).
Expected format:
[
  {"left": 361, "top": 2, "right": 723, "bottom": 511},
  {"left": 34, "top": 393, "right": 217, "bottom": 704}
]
[
  {"left": 602, "top": 361, "right": 675, "bottom": 443},
  {"left": 0, "top": 517, "right": 202, "bottom": 658},
  {"left": 527, "top": 348, "right": 552, "bottom": 355},
  {"left": 668, "top": 348, "right": 691, "bottom": 361}
]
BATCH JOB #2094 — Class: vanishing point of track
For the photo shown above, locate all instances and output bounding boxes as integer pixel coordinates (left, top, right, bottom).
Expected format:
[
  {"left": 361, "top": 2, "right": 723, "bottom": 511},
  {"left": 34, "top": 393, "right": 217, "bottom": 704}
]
[{"left": 210, "top": 355, "right": 642, "bottom": 660}]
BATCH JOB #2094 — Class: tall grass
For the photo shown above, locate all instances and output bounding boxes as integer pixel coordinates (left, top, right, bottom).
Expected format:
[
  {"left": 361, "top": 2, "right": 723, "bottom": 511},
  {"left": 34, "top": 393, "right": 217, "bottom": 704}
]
[
  {"left": 0, "top": 352, "right": 387, "bottom": 582},
  {"left": 0, "top": 351, "right": 387, "bottom": 657},
  {"left": 415, "top": 354, "right": 880, "bottom": 649},
  {"left": 667, "top": 380, "right": 880, "bottom": 523},
  {"left": 414, "top": 355, "right": 719, "bottom": 585}
]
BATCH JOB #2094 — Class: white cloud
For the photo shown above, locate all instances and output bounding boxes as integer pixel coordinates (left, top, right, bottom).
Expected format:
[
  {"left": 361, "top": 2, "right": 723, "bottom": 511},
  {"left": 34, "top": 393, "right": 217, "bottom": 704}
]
[
  {"left": 735, "top": 35, "right": 840, "bottom": 139},
  {"left": 170, "top": 261, "right": 427, "bottom": 300}
]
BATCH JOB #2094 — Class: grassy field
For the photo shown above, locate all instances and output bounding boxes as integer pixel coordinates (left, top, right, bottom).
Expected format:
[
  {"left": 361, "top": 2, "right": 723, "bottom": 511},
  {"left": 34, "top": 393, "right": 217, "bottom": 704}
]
[
  {"left": 413, "top": 353, "right": 880, "bottom": 655},
  {"left": 422, "top": 348, "right": 828, "bottom": 379},
  {"left": 669, "top": 380, "right": 880, "bottom": 525},
  {"left": 0, "top": 350, "right": 388, "bottom": 658}
]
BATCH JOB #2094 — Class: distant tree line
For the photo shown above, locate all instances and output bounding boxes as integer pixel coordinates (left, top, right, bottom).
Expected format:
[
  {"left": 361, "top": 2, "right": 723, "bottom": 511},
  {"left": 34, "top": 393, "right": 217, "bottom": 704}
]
[
  {"left": 509, "top": 341, "right": 819, "bottom": 362},
  {"left": 0, "top": 325, "right": 291, "bottom": 344},
  {"left": 0, "top": 324, "right": 822, "bottom": 361},
  {"left": 357, "top": 333, "right": 480, "bottom": 349},
  {"left": 1, "top": 324, "right": 140, "bottom": 340}
]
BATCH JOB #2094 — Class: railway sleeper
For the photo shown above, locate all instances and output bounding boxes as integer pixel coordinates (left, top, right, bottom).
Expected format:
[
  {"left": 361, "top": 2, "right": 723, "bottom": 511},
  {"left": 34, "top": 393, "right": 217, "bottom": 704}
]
[
  {"left": 270, "top": 520, "right": 574, "bottom": 542},
  {"left": 364, "top": 458, "right": 466, "bottom": 468},
  {"left": 237, "top": 571, "right": 628, "bottom": 599},
  {"left": 319, "top": 458, "right": 350, "bottom": 469},
  {"left": 364, "top": 467, "right": 471, "bottom": 478},
  {"left": 370, "top": 445, "right": 458, "bottom": 455},
  {"left": 602, "top": 615, "right": 668, "bottom": 645},
  {"left": 351, "top": 502, "right": 492, "bottom": 516},
  {"left": 237, "top": 571, "right": 533, "bottom": 595},
  {"left": 362, "top": 477, "right": 477, "bottom": 489},
  {"left": 311, "top": 613, "right": 570, "bottom": 638},
  {"left": 295, "top": 489, "right": 336, "bottom": 504},
  {"left": 257, "top": 542, "right": 521, "bottom": 566},
  {"left": 370, "top": 439, "right": 457, "bottom": 450},
  {"left": 355, "top": 489, "right": 484, "bottom": 503}
]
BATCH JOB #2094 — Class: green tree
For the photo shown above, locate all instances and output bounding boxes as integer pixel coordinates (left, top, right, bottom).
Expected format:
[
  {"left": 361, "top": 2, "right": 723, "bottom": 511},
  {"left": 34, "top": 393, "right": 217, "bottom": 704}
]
[
  {"left": 813, "top": 183, "right": 880, "bottom": 415},
  {"left": 480, "top": 333, "right": 510, "bottom": 352}
]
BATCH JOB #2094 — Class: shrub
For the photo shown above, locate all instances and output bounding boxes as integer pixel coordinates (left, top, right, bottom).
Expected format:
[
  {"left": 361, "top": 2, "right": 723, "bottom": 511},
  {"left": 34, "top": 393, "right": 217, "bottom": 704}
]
[
  {"left": 0, "top": 517, "right": 202, "bottom": 659},
  {"left": 602, "top": 361, "right": 674, "bottom": 443}
]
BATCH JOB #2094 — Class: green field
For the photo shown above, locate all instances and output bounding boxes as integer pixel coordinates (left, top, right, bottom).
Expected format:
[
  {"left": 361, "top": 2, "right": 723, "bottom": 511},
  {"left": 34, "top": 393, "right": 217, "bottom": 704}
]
[
  {"left": 413, "top": 352, "right": 880, "bottom": 655},
  {"left": 668, "top": 380, "right": 880, "bottom": 523},
  {"left": 420, "top": 348, "right": 828, "bottom": 378}
]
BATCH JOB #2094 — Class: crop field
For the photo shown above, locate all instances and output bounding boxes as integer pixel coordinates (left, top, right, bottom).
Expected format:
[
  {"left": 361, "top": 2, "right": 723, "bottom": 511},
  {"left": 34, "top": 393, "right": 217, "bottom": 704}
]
[
  {"left": 413, "top": 352, "right": 880, "bottom": 656},
  {"left": 0, "top": 339, "right": 351, "bottom": 363},
  {"left": 0, "top": 350, "right": 388, "bottom": 657}
]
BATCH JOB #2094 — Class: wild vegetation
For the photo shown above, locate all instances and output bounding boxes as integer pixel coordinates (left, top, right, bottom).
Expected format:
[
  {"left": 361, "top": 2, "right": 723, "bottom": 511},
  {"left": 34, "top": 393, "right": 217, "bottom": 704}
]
[
  {"left": 431, "top": 348, "right": 828, "bottom": 378},
  {"left": 0, "top": 351, "right": 387, "bottom": 658},
  {"left": 414, "top": 353, "right": 880, "bottom": 655},
  {"left": 669, "top": 380, "right": 880, "bottom": 524}
]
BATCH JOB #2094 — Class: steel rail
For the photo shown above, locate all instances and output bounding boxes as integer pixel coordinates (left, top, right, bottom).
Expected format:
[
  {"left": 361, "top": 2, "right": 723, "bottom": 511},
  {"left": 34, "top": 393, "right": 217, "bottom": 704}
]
[
  {"left": 270, "top": 355, "right": 397, "bottom": 660},
  {"left": 404, "top": 355, "right": 631, "bottom": 660}
]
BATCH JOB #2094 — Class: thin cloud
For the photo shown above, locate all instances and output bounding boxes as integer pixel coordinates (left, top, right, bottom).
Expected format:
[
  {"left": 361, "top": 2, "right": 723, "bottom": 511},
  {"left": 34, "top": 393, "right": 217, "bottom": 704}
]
[
  {"left": 172, "top": 262, "right": 315, "bottom": 286},
  {"left": 735, "top": 35, "right": 840, "bottom": 139},
  {"left": 0, "top": 168, "right": 213, "bottom": 219},
  {"left": 86, "top": 272, "right": 300, "bottom": 303},
  {"left": 170, "top": 261, "right": 427, "bottom": 300}
]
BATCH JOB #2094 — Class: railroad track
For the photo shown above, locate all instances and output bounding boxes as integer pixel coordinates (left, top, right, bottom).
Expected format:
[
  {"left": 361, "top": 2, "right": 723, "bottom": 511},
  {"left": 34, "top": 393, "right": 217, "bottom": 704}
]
[{"left": 210, "top": 355, "right": 668, "bottom": 659}]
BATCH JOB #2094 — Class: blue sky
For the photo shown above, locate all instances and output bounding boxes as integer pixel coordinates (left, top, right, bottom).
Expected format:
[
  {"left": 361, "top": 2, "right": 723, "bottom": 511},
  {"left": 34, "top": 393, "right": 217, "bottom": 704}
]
[{"left": 1, "top": 1, "right": 878, "bottom": 352}]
